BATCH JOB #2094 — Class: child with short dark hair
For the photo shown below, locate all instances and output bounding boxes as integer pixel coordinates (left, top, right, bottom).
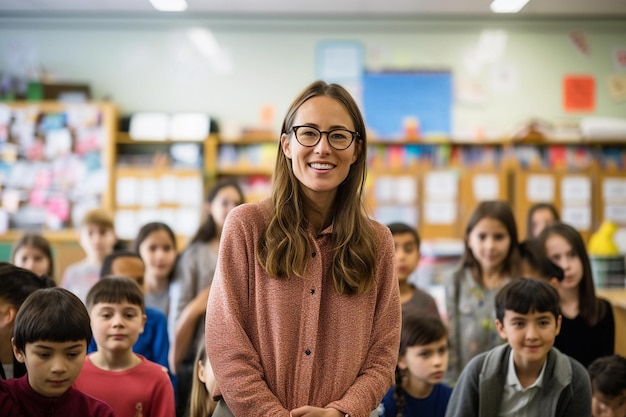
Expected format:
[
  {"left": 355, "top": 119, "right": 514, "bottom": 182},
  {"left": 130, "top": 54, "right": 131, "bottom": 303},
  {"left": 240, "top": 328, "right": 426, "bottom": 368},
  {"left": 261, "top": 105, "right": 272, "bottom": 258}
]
[
  {"left": 387, "top": 222, "right": 439, "bottom": 318},
  {"left": 75, "top": 276, "right": 175, "bottom": 417},
  {"left": 378, "top": 315, "right": 452, "bottom": 417},
  {"left": 588, "top": 355, "right": 626, "bottom": 417},
  {"left": 1, "top": 287, "right": 114, "bottom": 416},
  {"left": 93, "top": 251, "right": 172, "bottom": 378},
  {"left": 0, "top": 263, "right": 55, "bottom": 381},
  {"left": 445, "top": 277, "right": 592, "bottom": 417},
  {"left": 61, "top": 208, "right": 117, "bottom": 303}
]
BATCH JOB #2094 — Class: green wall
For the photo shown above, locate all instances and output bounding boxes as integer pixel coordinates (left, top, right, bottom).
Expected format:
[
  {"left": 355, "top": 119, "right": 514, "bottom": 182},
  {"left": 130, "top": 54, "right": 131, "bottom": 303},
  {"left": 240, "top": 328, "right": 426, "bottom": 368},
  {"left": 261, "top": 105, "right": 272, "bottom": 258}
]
[{"left": 0, "top": 16, "right": 624, "bottom": 136}]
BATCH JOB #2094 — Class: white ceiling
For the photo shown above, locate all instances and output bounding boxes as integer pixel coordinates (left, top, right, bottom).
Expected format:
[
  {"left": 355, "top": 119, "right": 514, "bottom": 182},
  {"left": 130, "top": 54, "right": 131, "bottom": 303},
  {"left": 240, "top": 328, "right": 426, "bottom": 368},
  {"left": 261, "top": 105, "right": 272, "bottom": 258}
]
[{"left": 1, "top": 0, "right": 626, "bottom": 17}]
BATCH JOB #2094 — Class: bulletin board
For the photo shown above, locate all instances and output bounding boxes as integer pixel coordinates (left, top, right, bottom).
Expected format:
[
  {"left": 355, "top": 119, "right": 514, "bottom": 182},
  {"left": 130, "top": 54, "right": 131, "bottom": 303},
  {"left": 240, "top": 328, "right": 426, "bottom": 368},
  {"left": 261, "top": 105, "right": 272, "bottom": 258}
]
[
  {"left": 459, "top": 168, "right": 510, "bottom": 232},
  {"left": 362, "top": 70, "right": 452, "bottom": 139},
  {"left": 0, "top": 102, "right": 116, "bottom": 231},
  {"left": 513, "top": 169, "right": 594, "bottom": 241}
]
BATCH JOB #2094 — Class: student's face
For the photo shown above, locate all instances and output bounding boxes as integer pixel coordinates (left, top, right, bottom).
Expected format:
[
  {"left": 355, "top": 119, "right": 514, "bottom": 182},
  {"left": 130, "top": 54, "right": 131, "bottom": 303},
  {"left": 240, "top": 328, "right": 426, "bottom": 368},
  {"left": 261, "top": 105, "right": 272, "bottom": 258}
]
[
  {"left": 593, "top": 390, "right": 626, "bottom": 417},
  {"left": 13, "top": 245, "right": 51, "bottom": 277},
  {"left": 198, "top": 357, "right": 216, "bottom": 395},
  {"left": 544, "top": 234, "right": 583, "bottom": 291},
  {"left": 138, "top": 230, "right": 177, "bottom": 283},
  {"left": 496, "top": 309, "right": 561, "bottom": 367},
  {"left": 398, "top": 337, "right": 448, "bottom": 387},
  {"left": 393, "top": 232, "right": 420, "bottom": 282},
  {"left": 281, "top": 96, "right": 359, "bottom": 207},
  {"left": 13, "top": 340, "right": 86, "bottom": 397},
  {"left": 467, "top": 217, "right": 511, "bottom": 273},
  {"left": 80, "top": 225, "right": 116, "bottom": 261},
  {"left": 530, "top": 208, "right": 557, "bottom": 238},
  {"left": 89, "top": 302, "right": 146, "bottom": 353},
  {"left": 208, "top": 186, "right": 242, "bottom": 231},
  {"left": 110, "top": 257, "right": 145, "bottom": 289}
]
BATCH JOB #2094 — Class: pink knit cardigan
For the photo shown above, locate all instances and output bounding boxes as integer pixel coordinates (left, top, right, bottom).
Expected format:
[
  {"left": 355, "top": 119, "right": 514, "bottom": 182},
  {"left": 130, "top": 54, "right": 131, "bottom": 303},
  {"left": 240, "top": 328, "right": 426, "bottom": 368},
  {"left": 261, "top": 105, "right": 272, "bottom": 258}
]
[{"left": 206, "top": 199, "right": 401, "bottom": 417}]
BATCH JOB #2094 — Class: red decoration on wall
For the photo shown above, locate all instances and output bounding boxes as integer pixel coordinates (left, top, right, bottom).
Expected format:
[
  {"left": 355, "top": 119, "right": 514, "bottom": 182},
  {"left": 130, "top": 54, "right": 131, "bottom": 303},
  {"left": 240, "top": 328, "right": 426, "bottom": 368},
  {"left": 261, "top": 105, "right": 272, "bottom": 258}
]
[{"left": 563, "top": 75, "right": 595, "bottom": 112}]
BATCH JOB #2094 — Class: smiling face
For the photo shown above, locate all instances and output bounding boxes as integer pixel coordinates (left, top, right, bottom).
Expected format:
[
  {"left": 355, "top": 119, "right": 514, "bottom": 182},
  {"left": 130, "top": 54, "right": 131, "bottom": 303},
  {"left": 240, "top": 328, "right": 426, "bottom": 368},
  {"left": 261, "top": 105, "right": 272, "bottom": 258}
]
[
  {"left": 467, "top": 217, "right": 511, "bottom": 274},
  {"left": 280, "top": 95, "right": 359, "bottom": 207},
  {"left": 496, "top": 309, "right": 561, "bottom": 368},
  {"left": 544, "top": 234, "right": 583, "bottom": 291},
  {"left": 13, "top": 340, "right": 86, "bottom": 397}
]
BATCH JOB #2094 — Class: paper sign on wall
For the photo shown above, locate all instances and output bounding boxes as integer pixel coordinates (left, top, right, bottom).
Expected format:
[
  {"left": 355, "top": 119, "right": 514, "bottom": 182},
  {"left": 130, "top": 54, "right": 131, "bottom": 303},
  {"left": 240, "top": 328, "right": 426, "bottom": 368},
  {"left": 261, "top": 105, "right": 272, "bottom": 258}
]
[
  {"left": 563, "top": 75, "right": 595, "bottom": 112},
  {"left": 607, "top": 74, "right": 626, "bottom": 102},
  {"left": 526, "top": 175, "right": 555, "bottom": 202},
  {"left": 425, "top": 171, "right": 458, "bottom": 199},
  {"left": 562, "top": 205, "right": 591, "bottom": 230},
  {"left": 561, "top": 176, "right": 591, "bottom": 202},
  {"left": 374, "top": 205, "right": 419, "bottom": 228},
  {"left": 424, "top": 201, "right": 457, "bottom": 225},
  {"left": 603, "top": 178, "right": 626, "bottom": 201},
  {"left": 605, "top": 205, "right": 626, "bottom": 224},
  {"left": 374, "top": 176, "right": 395, "bottom": 203},
  {"left": 395, "top": 176, "right": 418, "bottom": 204},
  {"left": 473, "top": 174, "right": 499, "bottom": 201}
]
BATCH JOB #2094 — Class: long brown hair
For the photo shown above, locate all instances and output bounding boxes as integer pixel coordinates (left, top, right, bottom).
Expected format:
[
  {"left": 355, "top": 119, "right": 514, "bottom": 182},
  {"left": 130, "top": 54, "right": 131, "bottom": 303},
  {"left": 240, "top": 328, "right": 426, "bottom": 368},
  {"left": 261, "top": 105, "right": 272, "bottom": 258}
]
[
  {"left": 538, "top": 222, "right": 606, "bottom": 326},
  {"left": 190, "top": 179, "right": 244, "bottom": 245},
  {"left": 459, "top": 200, "right": 520, "bottom": 285},
  {"left": 257, "top": 80, "right": 377, "bottom": 295},
  {"left": 187, "top": 342, "right": 216, "bottom": 417}
]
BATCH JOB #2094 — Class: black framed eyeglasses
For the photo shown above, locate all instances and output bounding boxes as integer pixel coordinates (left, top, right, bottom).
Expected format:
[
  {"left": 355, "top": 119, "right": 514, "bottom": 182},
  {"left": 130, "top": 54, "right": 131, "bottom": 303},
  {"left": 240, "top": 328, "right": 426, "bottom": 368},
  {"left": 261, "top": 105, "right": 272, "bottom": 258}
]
[{"left": 291, "top": 125, "right": 359, "bottom": 150}]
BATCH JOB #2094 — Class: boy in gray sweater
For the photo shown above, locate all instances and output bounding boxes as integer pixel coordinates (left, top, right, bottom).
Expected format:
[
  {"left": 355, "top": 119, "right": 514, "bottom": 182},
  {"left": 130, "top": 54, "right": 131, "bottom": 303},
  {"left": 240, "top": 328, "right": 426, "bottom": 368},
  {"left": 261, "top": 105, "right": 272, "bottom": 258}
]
[{"left": 445, "top": 277, "right": 591, "bottom": 417}]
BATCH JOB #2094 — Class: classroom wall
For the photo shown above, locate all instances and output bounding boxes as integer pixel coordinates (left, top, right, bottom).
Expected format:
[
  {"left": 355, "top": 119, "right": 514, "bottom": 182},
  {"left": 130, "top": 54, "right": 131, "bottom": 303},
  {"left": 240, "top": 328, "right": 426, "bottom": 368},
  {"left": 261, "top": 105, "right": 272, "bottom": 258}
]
[{"left": 0, "top": 16, "right": 625, "bottom": 136}]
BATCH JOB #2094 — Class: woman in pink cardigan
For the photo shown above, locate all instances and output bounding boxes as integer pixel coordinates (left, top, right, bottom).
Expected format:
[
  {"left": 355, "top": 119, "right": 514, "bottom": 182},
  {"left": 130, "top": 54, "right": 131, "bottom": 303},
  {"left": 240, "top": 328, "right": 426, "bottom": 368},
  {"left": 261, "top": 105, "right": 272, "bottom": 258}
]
[{"left": 205, "top": 80, "right": 401, "bottom": 417}]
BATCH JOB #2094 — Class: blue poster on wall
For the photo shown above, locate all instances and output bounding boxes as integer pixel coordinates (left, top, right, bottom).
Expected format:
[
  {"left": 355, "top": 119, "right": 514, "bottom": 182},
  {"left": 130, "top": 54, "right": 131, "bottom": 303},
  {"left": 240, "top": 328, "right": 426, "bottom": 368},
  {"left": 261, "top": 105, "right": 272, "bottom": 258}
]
[{"left": 363, "top": 71, "right": 452, "bottom": 140}]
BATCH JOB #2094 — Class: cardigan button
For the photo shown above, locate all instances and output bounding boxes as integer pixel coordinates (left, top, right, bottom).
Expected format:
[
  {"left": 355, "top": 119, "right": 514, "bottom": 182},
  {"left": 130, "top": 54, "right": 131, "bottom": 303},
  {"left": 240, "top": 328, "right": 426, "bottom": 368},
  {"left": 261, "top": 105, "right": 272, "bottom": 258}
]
[
  {"left": 305, "top": 349, "right": 311, "bottom": 356},
  {"left": 312, "top": 251, "right": 316, "bottom": 257},
  {"left": 310, "top": 289, "right": 315, "bottom": 295}
]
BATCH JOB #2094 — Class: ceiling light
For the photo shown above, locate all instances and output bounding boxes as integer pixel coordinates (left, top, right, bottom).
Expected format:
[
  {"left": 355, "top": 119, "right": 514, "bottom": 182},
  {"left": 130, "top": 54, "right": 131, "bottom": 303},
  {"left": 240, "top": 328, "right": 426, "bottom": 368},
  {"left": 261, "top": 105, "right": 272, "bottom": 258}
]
[
  {"left": 490, "top": 0, "right": 529, "bottom": 13},
  {"left": 149, "top": 0, "right": 188, "bottom": 12}
]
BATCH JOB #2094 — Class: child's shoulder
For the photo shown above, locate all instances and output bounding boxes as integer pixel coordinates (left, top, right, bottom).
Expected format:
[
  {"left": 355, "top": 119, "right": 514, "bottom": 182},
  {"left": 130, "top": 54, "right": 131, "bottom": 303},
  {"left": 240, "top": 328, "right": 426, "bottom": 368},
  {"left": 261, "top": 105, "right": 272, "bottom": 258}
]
[
  {"left": 0, "top": 379, "right": 23, "bottom": 414},
  {"left": 133, "top": 355, "right": 170, "bottom": 378},
  {"left": 433, "top": 382, "right": 453, "bottom": 397},
  {"left": 63, "top": 259, "right": 88, "bottom": 274},
  {"left": 550, "top": 347, "right": 588, "bottom": 379},
  {"left": 68, "top": 386, "right": 116, "bottom": 416},
  {"left": 63, "top": 259, "right": 100, "bottom": 277}
]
